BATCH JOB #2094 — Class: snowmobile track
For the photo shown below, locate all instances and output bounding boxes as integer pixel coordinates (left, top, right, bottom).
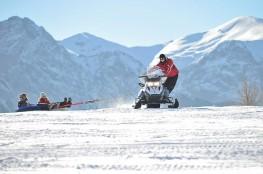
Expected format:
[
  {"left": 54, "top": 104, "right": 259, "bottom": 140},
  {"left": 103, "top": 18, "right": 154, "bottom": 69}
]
[{"left": 0, "top": 107, "right": 263, "bottom": 173}]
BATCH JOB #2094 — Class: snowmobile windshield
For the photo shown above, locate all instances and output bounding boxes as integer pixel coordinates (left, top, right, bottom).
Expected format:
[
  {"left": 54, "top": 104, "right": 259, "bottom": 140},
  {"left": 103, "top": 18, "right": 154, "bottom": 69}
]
[
  {"left": 139, "top": 66, "right": 167, "bottom": 84},
  {"left": 146, "top": 66, "right": 164, "bottom": 78}
]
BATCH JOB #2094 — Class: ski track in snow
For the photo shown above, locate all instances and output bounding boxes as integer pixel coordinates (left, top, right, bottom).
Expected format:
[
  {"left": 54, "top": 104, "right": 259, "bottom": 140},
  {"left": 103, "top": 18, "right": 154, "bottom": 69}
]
[{"left": 0, "top": 106, "right": 263, "bottom": 174}]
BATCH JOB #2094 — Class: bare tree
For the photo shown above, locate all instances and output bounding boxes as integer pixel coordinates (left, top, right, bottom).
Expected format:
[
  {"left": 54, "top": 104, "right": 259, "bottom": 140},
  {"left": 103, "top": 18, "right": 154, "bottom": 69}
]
[{"left": 239, "top": 79, "right": 262, "bottom": 106}]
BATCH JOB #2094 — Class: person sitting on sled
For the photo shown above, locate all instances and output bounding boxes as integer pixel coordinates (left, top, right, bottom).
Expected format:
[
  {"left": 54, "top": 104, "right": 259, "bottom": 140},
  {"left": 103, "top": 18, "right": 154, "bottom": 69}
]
[
  {"left": 56, "top": 97, "right": 72, "bottom": 109},
  {"left": 18, "top": 93, "right": 30, "bottom": 108},
  {"left": 38, "top": 92, "right": 50, "bottom": 104},
  {"left": 37, "top": 92, "right": 50, "bottom": 110},
  {"left": 155, "top": 54, "right": 179, "bottom": 94},
  {"left": 67, "top": 97, "right": 72, "bottom": 108},
  {"left": 59, "top": 97, "right": 68, "bottom": 107}
]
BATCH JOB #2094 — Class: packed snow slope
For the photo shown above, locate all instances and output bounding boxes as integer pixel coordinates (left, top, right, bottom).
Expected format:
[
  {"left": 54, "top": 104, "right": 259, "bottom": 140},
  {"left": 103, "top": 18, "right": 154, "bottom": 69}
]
[
  {"left": 152, "top": 16, "right": 263, "bottom": 106},
  {"left": 0, "top": 106, "right": 263, "bottom": 174}
]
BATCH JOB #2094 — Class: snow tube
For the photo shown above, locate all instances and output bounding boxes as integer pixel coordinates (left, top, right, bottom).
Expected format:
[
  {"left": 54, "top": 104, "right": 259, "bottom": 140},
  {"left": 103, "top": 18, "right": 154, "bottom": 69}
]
[{"left": 16, "top": 104, "right": 49, "bottom": 112}]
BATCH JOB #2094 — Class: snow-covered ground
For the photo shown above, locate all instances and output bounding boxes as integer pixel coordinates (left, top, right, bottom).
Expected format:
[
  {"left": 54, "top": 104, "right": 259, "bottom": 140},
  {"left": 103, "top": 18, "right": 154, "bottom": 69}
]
[{"left": 0, "top": 106, "right": 263, "bottom": 174}]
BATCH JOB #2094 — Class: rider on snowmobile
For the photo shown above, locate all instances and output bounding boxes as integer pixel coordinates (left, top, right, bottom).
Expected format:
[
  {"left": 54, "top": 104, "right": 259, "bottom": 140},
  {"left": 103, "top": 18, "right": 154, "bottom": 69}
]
[{"left": 155, "top": 54, "right": 179, "bottom": 93}]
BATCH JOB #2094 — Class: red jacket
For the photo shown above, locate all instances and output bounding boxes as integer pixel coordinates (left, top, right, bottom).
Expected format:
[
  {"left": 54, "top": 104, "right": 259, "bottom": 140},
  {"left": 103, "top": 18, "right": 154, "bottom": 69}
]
[
  {"left": 157, "top": 58, "right": 179, "bottom": 77},
  {"left": 38, "top": 97, "right": 50, "bottom": 104}
]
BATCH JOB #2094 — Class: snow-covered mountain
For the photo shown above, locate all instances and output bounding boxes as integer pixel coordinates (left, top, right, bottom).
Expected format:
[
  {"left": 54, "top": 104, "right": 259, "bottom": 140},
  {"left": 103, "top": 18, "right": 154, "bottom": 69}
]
[
  {"left": 152, "top": 16, "right": 263, "bottom": 106},
  {"left": 60, "top": 33, "right": 163, "bottom": 67},
  {"left": 0, "top": 16, "right": 145, "bottom": 112},
  {"left": 61, "top": 32, "right": 129, "bottom": 57}
]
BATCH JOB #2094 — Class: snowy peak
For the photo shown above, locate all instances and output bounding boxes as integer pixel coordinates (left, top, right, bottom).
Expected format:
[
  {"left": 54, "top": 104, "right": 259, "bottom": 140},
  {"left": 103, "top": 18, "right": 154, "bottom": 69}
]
[
  {"left": 0, "top": 16, "right": 59, "bottom": 70},
  {"left": 65, "top": 32, "right": 114, "bottom": 44},
  {"left": 61, "top": 32, "right": 163, "bottom": 67},
  {"left": 4, "top": 16, "right": 37, "bottom": 29},
  {"left": 204, "top": 16, "right": 263, "bottom": 43},
  {"left": 0, "top": 16, "right": 48, "bottom": 39},
  {"left": 0, "top": 16, "right": 56, "bottom": 54},
  {"left": 61, "top": 32, "right": 128, "bottom": 56},
  {"left": 214, "top": 16, "right": 263, "bottom": 35},
  {"left": 155, "top": 16, "right": 263, "bottom": 68}
]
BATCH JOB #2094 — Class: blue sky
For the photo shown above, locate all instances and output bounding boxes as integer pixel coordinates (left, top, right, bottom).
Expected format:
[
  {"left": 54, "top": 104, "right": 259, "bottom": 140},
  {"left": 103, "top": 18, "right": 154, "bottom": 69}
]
[{"left": 1, "top": 0, "right": 263, "bottom": 46}]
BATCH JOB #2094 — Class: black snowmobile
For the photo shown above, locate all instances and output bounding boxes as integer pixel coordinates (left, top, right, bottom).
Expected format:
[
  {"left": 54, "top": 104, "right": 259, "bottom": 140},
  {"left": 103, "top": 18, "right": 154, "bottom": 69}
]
[{"left": 133, "top": 67, "right": 179, "bottom": 109}]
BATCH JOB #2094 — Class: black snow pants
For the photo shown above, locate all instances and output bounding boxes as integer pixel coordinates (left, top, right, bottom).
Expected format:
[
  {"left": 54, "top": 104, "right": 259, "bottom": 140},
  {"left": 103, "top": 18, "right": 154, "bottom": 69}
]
[{"left": 163, "top": 75, "right": 178, "bottom": 93}]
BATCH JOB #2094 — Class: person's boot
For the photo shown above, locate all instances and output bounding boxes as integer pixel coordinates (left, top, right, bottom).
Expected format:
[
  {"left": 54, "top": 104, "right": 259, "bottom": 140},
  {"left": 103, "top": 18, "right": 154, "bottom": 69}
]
[
  {"left": 168, "top": 98, "right": 179, "bottom": 108},
  {"left": 134, "top": 101, "right": 142, "bottom": 109}
]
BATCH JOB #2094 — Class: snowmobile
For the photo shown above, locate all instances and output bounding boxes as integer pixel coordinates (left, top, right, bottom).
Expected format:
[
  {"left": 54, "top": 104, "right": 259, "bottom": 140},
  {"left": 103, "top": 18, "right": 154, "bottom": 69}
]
[{"left": 133, "top": 67, "right": 179, "bottom": 109}]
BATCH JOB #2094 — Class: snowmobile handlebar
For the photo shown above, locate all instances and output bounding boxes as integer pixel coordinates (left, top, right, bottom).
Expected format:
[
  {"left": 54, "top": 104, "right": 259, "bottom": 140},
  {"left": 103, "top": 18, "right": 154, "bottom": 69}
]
[{"left": 139, "top": 75, "right": 166, "bottom": 78}]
